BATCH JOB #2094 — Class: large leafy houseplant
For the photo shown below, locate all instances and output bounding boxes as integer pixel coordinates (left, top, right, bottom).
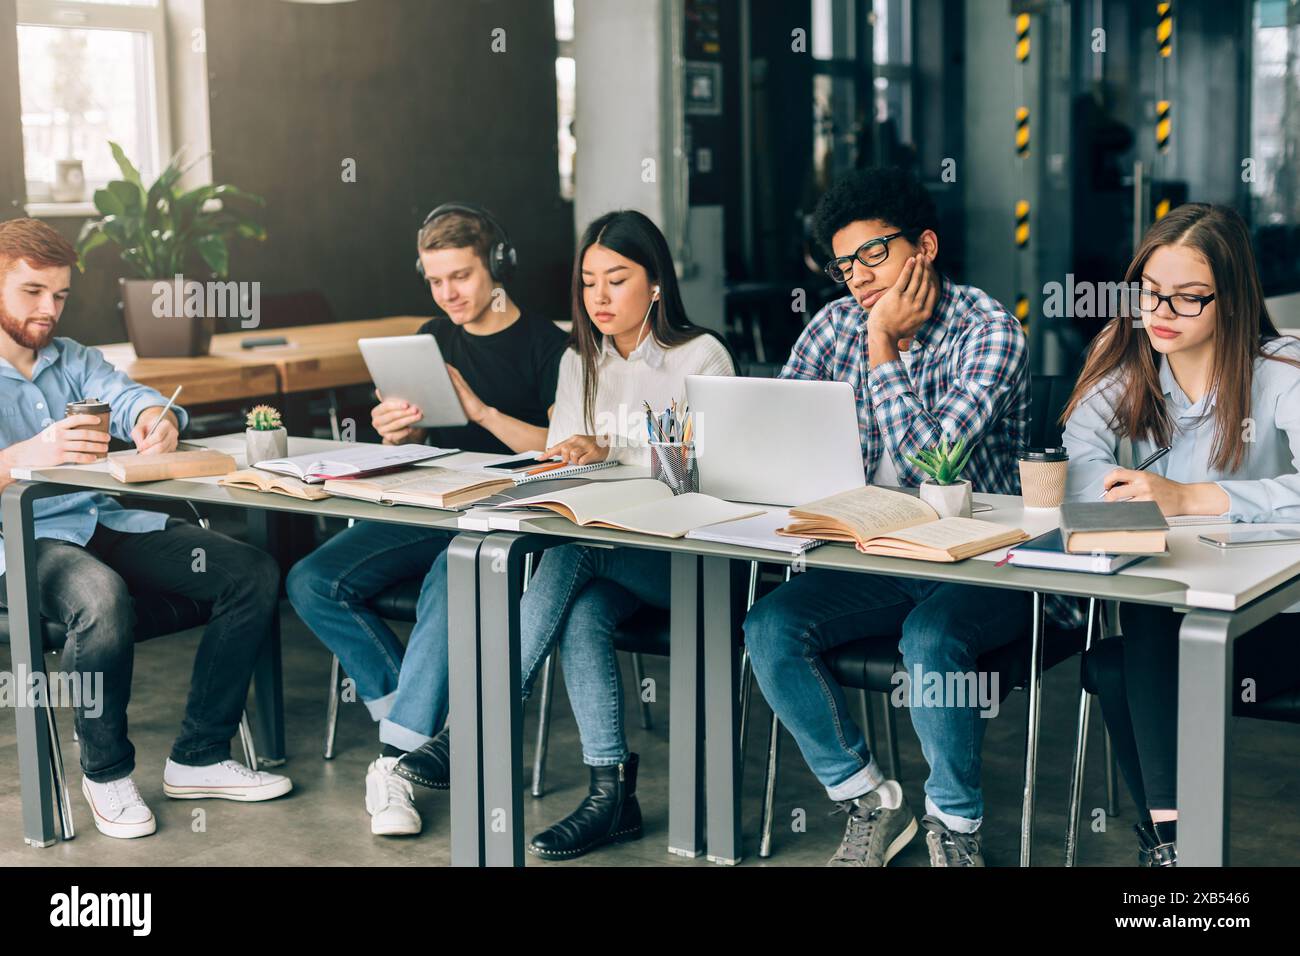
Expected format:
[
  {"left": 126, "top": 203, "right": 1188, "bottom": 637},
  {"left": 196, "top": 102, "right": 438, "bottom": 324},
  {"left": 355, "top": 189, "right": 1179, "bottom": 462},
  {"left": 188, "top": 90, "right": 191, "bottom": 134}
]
[
  {"left": 75, "top": 141, "right": 266, "bottom": 279},
  {"left": 74, "top": 142, "right": 267, "bottom": 357}
]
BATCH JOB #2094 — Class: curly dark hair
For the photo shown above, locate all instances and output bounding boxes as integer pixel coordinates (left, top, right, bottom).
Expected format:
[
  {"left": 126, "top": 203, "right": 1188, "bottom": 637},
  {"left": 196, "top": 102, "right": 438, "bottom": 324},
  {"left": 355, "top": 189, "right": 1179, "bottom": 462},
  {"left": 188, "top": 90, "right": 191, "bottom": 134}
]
[{"left": 812, "top": 166, "right": 939, "bottom": 252}]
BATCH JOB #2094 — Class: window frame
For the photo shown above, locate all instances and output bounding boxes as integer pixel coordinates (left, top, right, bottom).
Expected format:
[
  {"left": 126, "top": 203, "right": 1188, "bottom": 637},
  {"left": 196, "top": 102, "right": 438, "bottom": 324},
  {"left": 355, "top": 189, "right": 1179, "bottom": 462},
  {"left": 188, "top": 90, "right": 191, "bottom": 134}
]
[{"left": 16, "top": 0, "right": 173, "bottom": 206}]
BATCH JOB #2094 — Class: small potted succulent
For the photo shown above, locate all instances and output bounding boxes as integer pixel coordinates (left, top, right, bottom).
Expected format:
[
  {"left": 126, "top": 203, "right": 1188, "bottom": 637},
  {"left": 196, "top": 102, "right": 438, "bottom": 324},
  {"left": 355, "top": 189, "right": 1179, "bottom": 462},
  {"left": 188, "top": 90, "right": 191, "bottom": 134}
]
[
  {"left": 907, "top": 435, "right": 975, "bottom": 518},
  {"left": 245, "top": 404, "right": 288, "bottom": 466}
]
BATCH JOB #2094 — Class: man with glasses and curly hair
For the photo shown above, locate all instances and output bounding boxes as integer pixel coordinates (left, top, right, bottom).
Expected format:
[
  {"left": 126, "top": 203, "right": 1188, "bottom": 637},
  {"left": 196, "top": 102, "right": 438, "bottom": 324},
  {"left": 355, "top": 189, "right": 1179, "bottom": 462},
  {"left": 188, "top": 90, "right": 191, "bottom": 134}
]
[{"left": 743, "top": 166, "right": 1079, "bottom": 867}]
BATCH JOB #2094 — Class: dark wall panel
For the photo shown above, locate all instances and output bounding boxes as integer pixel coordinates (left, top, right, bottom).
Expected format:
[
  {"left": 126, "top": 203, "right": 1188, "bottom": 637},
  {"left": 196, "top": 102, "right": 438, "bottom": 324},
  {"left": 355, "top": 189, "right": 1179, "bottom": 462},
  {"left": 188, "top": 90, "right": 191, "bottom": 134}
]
[
  {"left": 54, "top": 0, "right": 572, "bottom": 344},
  {"left": 203, "top": 0, "right": 571, "bottom": 330}
]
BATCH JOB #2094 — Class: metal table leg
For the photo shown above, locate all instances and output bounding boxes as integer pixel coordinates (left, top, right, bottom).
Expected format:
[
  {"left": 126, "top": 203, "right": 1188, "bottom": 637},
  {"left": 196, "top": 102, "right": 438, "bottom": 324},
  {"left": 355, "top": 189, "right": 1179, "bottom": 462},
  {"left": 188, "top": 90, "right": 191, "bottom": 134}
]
[
  {"left": 667, "top": 551, "right": 705, "bottom": 858},
  {"left": 477, "top": 532, "right": 533, "bottom": 867},
  {"left": 447, "top": 532, "right": 486, "bottom": 867},
  {"left": 250, "top": 617, "right": 286, "bottom": 764},
  {"left": 1177, "top": 609, "right": 1235, "bottom": 867},
  {"left": 3, "top": 482, "right": 75, "bottom": 847},
  {"left": 703, "top": 555, "right": 742, "bottom": 865}
]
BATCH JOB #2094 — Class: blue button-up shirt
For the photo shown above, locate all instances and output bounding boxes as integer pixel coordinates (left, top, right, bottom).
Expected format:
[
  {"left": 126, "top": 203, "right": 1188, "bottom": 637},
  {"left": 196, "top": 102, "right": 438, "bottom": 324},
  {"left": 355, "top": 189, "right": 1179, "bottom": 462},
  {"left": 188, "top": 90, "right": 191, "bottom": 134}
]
[
  {"left": 1063, "top": 337, "right": 1300, "bottom": 518},
  {"left": 0, "top": 337, "right": 190, "bottom": 577}
]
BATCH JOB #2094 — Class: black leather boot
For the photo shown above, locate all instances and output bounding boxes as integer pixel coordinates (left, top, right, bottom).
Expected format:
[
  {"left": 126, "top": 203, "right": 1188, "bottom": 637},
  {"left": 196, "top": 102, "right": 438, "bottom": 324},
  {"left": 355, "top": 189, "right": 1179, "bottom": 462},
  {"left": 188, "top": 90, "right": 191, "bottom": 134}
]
[
  {"left": 527, "top": 754, "right": 643, "bottom": 860},
  {"left": 393, "top": 729, "right": 450, "bottom": 791},
  {"left": 1135, "top": 820, "right": 1177, "bottom": 867}
]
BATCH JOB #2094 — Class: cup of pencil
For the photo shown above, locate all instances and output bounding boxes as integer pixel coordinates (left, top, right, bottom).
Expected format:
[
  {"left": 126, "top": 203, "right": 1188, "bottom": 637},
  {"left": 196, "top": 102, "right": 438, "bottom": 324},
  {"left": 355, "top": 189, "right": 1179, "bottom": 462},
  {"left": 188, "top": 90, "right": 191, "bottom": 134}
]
[
  {"left": 649, "top": 440, "right": 698, "bottom": 495},
  {"left": 644, "top": 400, "right": 697, "bottom": 495}
]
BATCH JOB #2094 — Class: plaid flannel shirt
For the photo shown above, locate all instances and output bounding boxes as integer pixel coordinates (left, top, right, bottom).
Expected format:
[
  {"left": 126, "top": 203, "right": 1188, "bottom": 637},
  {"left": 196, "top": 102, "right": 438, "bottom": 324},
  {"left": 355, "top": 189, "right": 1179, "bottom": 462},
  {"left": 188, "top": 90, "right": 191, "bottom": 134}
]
[{"left": 781, "top": 276, "right": 1084, "bottom": 630}]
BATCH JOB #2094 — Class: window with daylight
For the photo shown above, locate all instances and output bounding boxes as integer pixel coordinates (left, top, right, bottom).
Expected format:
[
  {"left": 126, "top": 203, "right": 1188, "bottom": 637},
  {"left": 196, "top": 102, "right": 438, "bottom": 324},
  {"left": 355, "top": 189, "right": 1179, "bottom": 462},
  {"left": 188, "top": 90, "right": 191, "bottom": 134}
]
[
  {"left": 810, "top": 0, "right": 915, "bottom": 192},
  {"left": 555, "top": 0, "right": 576, "bottom": 201},
  {"left": 16, "top": 0, "right": 171, "bottom": 206}
]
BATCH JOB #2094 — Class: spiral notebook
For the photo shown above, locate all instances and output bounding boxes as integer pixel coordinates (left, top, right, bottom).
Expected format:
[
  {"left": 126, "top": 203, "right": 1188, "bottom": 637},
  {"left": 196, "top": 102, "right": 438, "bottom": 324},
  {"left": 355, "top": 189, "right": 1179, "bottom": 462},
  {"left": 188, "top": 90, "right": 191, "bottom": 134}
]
[{"left": 512, "top": 459, "right": 620, "bottom": 485}]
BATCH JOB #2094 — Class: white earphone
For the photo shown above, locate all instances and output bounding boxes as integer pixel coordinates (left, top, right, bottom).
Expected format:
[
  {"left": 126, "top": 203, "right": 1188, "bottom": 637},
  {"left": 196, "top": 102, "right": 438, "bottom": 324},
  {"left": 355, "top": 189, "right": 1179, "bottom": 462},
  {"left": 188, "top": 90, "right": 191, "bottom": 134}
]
[{"left": 634, "top": 285, "right": 662, "bottom": 349}]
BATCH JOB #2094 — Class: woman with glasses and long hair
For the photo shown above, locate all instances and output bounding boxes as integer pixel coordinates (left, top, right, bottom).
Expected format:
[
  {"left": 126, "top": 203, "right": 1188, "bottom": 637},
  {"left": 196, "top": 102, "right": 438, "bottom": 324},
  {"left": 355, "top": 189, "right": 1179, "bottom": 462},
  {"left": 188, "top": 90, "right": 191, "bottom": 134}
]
[
  {"left": 395, "top": 210, "right": 735, "bottom": 859},
  {"left": 1061, "top": 203, "right": 1300, "bottom": 866}
]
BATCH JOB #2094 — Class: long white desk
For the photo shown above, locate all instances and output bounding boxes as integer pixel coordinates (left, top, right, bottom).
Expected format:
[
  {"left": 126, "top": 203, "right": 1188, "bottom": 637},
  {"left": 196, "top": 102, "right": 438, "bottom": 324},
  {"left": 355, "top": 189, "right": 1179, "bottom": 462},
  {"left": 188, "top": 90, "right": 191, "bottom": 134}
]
[{"left": 458, "top": 493, "right": 1300, "bottom": 867}]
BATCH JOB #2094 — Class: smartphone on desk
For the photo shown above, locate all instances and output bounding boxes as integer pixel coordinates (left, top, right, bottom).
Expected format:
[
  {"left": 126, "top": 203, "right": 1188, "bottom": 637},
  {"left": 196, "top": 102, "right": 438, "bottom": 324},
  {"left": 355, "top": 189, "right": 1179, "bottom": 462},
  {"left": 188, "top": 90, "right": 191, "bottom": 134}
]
[
  {"left": 1198, "top": 528, "right": 1300, "bottom": 549},
  {"left": 482, "top": 453, "right": 556, "bottom": 473}
]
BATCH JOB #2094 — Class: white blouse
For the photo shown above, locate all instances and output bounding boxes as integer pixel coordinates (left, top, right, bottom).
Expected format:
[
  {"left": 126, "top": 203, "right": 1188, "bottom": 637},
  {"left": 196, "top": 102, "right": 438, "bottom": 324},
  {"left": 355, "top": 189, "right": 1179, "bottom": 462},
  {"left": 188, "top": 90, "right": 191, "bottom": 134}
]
[{"left": 546, "top": 331, "right": 735, "bottom": 466}]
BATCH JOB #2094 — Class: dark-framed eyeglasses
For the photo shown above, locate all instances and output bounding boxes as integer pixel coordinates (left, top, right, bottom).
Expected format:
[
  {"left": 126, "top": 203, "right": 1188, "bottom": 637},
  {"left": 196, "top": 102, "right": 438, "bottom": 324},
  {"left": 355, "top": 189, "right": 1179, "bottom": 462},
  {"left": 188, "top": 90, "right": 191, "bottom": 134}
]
[
  {"left": 823, "top": 231, "right": 912, "bottom": 283},
  {"left": 1130, "top": 288, "right": 1217, "bottom": 318}
]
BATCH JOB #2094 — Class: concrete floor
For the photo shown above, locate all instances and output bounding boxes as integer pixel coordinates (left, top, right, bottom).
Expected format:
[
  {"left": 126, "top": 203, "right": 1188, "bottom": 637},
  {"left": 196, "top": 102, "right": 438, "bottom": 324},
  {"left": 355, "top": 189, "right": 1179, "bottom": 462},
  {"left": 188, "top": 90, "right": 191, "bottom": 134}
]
[{"left": 3, "top": 598, "right": 1298, "bottom": 868}]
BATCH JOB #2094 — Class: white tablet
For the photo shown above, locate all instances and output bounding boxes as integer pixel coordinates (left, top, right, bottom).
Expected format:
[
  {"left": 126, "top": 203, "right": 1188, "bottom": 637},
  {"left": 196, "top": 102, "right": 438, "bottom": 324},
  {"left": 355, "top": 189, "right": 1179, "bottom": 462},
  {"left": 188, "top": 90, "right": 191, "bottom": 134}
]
[{"left": 359, "top": 334, "right": 469, "bottom": 429}]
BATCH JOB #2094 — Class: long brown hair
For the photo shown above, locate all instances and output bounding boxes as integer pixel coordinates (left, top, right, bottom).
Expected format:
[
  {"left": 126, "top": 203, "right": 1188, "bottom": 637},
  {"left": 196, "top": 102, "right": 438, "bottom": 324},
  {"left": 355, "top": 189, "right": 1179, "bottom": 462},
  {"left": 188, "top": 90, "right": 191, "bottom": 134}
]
[
  {"left": 569, "top": 210, "right": 727, "bottom": 432},
  {"left": 1061, "top": 203, "right": 1300, "bottom": 472}
]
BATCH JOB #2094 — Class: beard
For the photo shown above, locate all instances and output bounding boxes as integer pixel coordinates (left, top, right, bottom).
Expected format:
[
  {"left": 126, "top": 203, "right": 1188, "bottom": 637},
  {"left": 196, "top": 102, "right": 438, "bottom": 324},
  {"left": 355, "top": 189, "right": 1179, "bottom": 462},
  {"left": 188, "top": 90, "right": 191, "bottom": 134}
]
[{"left": 0, "top": 299, "right": 56, "bottom": 350}]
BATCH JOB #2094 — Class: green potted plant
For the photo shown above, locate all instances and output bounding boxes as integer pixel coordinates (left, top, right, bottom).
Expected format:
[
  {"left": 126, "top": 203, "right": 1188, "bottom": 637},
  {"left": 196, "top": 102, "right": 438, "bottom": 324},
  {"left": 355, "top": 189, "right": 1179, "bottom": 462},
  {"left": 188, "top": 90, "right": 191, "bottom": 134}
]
[
  {"left": 245, "top": 404, "right": 288, "bottom": 465},
  {"left": 906, "top": 435, "right": 975, "bottom": 518},
  {"left": 75, "top": 142, "right": 266, "bottom": 358}
]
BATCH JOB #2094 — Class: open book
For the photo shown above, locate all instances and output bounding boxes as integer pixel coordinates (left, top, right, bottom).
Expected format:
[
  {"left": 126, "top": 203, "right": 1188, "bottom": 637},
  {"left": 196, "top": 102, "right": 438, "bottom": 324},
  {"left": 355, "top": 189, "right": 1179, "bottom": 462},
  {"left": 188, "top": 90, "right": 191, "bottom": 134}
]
[
  {"left": 778, "top": 485, "right": 1027, "bottom": 562},
  {"left": 322, "top": 468, "right": 513, "bottom": 509},
  {"left": 254, "top": 443, "right": 456, "bottom": 483},
  {"left": 220, "top": 468, "right": 332, "bottom": 501},
  {"left": 506, "top": 478, "right": 763, "bottom": 538}
]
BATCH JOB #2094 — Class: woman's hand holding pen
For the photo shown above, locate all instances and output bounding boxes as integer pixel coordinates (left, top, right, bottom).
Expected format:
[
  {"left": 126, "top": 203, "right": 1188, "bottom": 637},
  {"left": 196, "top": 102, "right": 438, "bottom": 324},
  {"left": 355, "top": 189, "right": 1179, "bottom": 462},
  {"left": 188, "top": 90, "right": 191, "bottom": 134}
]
[
  {"left": 543, "top": 434, "right": 610, "bottom": 466},
  {"left": 1100, "top": 468, "right": 1229, "bottom": 515}
]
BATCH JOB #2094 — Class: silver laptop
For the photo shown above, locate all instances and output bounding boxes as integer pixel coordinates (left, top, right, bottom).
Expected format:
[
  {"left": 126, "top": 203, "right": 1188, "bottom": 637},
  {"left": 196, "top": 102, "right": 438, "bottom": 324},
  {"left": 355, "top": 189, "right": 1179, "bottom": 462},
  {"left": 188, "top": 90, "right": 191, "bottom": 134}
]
[{"left": 685, "top": 375, "right": 866, "bottom": 506}]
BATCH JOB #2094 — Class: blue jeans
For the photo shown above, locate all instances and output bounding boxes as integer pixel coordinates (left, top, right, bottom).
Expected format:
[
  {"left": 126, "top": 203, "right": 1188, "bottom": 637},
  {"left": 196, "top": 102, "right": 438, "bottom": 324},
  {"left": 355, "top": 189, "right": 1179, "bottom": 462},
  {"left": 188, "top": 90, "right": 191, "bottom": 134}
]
[
  {"left": 743, "top": 569, "right": 1028, "bottom": 831},
  {"left": 519, "top": 544, "right": 670, "bottom": 767},
  {"left": 286, "top": 521, "right": 453, "bottom": 752}
]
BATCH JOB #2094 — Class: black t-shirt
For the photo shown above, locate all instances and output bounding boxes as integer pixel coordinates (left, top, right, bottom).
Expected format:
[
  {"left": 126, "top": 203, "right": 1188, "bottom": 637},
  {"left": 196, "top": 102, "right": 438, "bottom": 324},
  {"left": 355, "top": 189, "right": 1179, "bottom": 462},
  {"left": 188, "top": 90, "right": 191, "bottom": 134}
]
[{"left": 419, "top": 313, "right": 568, "bottom": 455}]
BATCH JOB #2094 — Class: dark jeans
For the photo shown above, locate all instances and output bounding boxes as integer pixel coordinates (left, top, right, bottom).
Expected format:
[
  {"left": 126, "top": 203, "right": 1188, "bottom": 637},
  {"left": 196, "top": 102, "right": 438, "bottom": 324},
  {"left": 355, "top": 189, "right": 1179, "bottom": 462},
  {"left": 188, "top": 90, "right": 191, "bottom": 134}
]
[
  {"left": 0, "top": 519, "right": 281, "bottom": 783},
  {"left": 1095, "top": 603, "right": 1300, "bottom": 812}
]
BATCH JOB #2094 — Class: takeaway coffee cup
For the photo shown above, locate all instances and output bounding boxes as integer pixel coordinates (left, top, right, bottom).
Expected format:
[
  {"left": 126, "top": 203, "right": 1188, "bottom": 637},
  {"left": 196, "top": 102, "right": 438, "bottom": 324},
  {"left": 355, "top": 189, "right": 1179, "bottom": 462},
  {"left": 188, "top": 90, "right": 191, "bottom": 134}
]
[
  {"left": 65, "top": 398, "right": 111, "bottom": 460},
  {"left": 1019, "top": 447, "right": 1069, "bottom": 508}
]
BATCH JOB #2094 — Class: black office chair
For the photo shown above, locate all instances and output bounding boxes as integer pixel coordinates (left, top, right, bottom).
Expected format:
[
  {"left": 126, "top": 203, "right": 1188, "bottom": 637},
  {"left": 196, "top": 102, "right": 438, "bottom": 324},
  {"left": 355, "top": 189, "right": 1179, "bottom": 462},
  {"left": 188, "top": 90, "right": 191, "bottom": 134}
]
[
  {"left": 0, "top": 506, "right": 260, "bottom": 842},
  {"left": 1064, "top": 607, "right": 1300, "bottom": 865}
]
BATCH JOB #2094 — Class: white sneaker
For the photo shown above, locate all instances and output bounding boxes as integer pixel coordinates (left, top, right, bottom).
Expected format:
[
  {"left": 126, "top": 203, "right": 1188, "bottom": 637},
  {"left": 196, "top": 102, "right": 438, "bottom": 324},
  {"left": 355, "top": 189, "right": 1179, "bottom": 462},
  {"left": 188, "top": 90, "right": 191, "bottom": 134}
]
[
  {"left": 365, "top": 756, "right": 421, "bottom": 836},
  {"left": 162, "top": 758, "right": 293, "bottom": 802},
  {"left": 81, "top": 775, "right": 157, "bottom": 839}
]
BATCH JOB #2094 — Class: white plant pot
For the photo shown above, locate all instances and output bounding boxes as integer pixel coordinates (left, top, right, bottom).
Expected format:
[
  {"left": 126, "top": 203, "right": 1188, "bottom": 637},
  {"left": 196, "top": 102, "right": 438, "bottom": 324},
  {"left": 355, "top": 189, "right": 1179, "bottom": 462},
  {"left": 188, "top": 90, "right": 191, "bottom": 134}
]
[
  {"left": 919, "top": 478, "right": 972, "bottom": 519},
  {"left": 245, "top": 427, "right": 288, "bottom": 466}
]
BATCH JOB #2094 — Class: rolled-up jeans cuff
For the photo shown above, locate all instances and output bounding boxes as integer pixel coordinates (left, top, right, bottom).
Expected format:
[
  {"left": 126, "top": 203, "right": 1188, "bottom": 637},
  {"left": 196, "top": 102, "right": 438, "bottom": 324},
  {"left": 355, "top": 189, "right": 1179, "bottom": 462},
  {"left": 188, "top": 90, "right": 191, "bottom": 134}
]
[
  {"left": 925, "top": 795, "right": 981, "bottom": 834},
  {"left": 379, "top": 718, "right": 432, "bottom": 753},
  {"left": 365, "top": 690, "right": 396, "bottom": 722},
  {"left": 825, "top": 758, "right": 885, "bottom": 802}
]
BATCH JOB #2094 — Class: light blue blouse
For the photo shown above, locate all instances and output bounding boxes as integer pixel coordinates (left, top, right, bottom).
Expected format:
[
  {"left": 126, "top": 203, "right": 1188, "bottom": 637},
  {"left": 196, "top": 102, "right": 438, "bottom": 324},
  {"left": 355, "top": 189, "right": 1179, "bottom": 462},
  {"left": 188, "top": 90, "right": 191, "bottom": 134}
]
[
  {"left": 1063, "top": 336, "right": 1300, "bottom": 522},
  {"left": 0, "top": 337, "right": 189, "bottom": 577}
]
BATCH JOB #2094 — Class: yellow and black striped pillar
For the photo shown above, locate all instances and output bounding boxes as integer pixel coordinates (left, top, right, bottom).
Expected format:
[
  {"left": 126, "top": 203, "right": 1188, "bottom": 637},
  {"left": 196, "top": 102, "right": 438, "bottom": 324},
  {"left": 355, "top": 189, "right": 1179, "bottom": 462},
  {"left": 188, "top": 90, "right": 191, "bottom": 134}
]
[
  {"left": 1015, "top": 294, "right": 1030, "bottom": 325},
  {"left": 1156, "top": 99, "right": 1171, "bottom": 154},
  {"left": 1014, "top": 13, "right": 1031, "bottom": 334},
  {"left": 1015, "top": 199, "right": 1030, "bottom": 330},
  {"left": 1157, "top": 2, "right": 1173, "bottom": 59}
]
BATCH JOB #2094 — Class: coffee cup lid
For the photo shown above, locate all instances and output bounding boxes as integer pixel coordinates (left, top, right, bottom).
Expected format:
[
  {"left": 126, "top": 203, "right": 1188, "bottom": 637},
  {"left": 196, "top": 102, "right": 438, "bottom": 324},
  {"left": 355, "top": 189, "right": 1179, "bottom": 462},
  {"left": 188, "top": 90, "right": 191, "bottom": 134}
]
[{"left": 1020, "top": 447, "right": 1069, "bottom": 462}]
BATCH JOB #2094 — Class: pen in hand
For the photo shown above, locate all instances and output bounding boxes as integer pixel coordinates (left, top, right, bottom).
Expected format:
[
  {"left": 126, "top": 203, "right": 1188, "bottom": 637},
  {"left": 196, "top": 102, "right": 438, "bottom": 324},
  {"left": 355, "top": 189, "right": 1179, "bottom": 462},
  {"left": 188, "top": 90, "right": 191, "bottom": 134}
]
[
  {"left": 142, "top": 385, "right": 183, "bottom": 447},
  {"left": 1098, "top": 445, "right": 1172, "bottom": 500}
]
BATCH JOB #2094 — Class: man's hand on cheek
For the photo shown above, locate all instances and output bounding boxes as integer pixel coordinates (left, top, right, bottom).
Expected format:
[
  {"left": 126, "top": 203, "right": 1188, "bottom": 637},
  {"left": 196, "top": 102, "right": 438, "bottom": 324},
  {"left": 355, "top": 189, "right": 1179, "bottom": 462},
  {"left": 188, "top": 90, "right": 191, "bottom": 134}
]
[{"left": 868, "top": 254, "right": 938, "bottom": 346}]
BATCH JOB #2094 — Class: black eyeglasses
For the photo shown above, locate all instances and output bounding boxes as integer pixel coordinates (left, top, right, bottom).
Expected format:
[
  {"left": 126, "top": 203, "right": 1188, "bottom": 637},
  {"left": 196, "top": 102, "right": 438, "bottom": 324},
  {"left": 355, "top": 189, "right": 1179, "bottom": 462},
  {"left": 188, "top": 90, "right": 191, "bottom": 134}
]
[
  {"left": 823, "top": 231, "right": 912, "bottom": 283},
  {"left": 1130, "top": 288, "right": 1217, "bottom": 317}
]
